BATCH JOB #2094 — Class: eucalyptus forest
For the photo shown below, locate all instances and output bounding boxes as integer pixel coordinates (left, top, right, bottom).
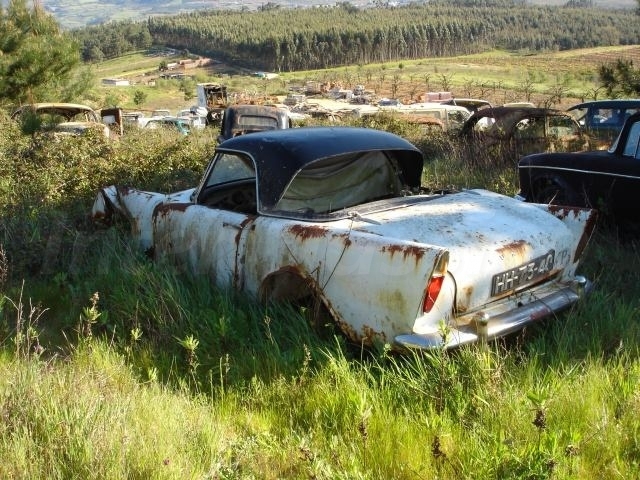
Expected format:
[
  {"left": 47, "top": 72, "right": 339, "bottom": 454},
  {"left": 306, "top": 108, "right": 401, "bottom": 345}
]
[{"left": 74, "top": 0, "right": 640, "bottom": 72}]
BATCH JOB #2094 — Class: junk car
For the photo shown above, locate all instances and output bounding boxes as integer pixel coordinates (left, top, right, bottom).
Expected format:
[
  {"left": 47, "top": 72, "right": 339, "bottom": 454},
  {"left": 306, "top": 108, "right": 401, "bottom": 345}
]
[
  {"left": 518, "top": 112, "right": 640, "bottom": 223},
  {"left": 92, "top": 127, "right": 596, "bottom": 350},
  {"left": 11, "top": 102, "right": 110, "bottom": 138},
  {"left": 567, "top": 99, "right": 640, "bottom": 150},
  {"left": 217, "top": 105, "right": 291, "bottom": 143},
  {"left": 143, "top": 116, "right": 191, "bottom": 135},
  {"left": 460, "top": 106, "right": 589, "bottom": 165}
]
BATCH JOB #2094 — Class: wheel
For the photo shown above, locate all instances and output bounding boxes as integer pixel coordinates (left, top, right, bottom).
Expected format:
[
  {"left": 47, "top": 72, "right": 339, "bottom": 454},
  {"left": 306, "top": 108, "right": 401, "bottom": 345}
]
[{"left": 532, "top": 177, "right": 581, "bottom": 206}]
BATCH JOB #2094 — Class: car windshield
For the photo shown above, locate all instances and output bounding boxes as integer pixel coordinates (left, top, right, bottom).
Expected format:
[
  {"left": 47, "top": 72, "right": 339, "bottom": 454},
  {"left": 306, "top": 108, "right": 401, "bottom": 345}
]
[
  {"left": 204, "top": 152, "right": 256, "bottom": 187},
  {"left": 20, "top": 107, "right": 98, "bottom": 126},
  {"left": 548, "top": 115, "right": 580, "bottom": 136},
  {"left": 275, "top": 151, "right": 401, "bottom": 215}
]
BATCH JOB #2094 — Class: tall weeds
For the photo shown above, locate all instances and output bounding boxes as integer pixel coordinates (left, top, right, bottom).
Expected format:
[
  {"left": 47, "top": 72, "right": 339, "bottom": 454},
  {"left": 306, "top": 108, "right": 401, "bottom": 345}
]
[{"left": 1, "top": 112, "right": 639, "bottom": 478}]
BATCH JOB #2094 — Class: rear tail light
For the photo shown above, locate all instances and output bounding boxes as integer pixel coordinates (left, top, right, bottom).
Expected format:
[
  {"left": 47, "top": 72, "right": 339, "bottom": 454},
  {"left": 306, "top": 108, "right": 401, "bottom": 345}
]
[
  {"left": 422, "top": 251, "right": 449, "bottom": 314},
  {"left": 423, "top": 275, "right": 444, "bottom": 313}
]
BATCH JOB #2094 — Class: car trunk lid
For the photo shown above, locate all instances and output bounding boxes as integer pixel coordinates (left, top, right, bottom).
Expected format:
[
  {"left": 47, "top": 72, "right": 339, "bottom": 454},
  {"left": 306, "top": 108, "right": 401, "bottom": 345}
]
[{"left": 349, "top": 189, "right": 593, "bottom": 314}]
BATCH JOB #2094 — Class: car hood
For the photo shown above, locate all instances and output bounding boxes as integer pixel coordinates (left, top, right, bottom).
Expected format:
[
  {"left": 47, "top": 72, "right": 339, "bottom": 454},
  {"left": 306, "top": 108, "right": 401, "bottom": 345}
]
[{"left": 347, "top": 189, "right": 593, "bottom": 313}]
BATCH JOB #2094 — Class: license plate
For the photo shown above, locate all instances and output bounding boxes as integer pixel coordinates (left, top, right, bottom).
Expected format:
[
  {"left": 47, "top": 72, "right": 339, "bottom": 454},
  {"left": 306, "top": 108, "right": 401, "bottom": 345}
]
[{"left": 491, "top": 250, "right": 555, "bottom": 296}]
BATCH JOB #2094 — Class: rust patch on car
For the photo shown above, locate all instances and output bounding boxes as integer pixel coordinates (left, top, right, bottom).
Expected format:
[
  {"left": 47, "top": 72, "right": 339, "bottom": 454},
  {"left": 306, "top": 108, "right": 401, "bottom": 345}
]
[
  {"left": 457, "top": 285, "right": 474, "bottom": 313},
  {"left": 259, "top": 265, "right": 308, "bottom": 303},
  {"left": 361, "top": 325, "right": 386, "bottom": 345},
  {"left": 235, "top": 217, "right": 256, "bottom": 245},
  {"left": 548, "top": 205, "right": 583, "bottom": 220},
  {"left": 335, "top": 317, "right": 359, "bottom": 343},
  {"left": 154, "top": 202, "right": 190, "bottom": 217},
  {"left": 574, "top": 210, "right": 598, "bottom": 262},
  {"left": 381, "top": 244, "right": 426, "bottom": 264},
  {"left": 288, "top": 224, "right": 328, "bottom": 240},
  {"left": 496, "top": 240, "right": 529, "bottom": 260}
]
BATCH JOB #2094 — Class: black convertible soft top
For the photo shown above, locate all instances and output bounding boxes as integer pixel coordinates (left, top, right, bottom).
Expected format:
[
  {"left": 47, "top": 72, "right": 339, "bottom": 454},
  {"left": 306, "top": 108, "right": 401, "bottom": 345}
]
[{"left": 214, "top": 126, "right": 425, "bottom": 209}]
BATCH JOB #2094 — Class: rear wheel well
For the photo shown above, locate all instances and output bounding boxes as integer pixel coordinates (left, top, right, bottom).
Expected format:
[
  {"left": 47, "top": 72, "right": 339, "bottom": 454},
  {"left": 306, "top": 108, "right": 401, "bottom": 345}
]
[
  {"left": 531, "top": 174, "right": 583, "bottom": 206},
  {"left": 260, "top": 268, "right": 334, "bottom": 330}
]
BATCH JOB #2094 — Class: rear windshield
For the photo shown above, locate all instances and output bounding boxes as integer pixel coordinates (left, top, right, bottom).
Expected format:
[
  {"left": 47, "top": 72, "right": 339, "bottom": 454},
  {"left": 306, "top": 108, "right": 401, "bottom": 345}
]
[
  {"left": 275, "top": 151, "right": 401, "bottom": 215},
  {"left": 237, "top": 115, "right": 279, "bottom": 129}
]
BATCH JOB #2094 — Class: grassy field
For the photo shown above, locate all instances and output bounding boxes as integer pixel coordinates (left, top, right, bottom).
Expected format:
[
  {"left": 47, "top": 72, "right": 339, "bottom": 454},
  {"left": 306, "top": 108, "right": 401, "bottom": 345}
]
[
  {"left": 88, "top": 45, "right": 640, "bottom": 113},
  {"left": 1, "top": 47, "right": 639, "bottom": 478}
]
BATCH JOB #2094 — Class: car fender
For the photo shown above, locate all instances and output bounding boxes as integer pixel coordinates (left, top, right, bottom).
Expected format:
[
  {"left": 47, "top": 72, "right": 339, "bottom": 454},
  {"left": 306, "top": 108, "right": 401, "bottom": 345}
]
[{"left": 241, "top": 217, "right": 450, "bottom": 346}]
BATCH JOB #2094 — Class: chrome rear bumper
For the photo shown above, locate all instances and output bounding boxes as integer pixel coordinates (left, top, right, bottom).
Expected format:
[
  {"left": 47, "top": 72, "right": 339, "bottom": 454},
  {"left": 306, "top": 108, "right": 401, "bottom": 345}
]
[{"left": 395, "top": 276, "right": 590, "bottom": 350}]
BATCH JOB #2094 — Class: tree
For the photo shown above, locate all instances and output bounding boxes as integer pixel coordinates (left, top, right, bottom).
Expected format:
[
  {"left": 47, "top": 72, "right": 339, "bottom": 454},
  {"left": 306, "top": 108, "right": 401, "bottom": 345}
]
[
  {"left": 133, "top": 89, "right": 148, "bottom": 106},
  {"left": 599, "top": 59, "right": 640, "bottom": 97},
  {"left": 0, "top": 0, "right": 83, "bottom": 105}
]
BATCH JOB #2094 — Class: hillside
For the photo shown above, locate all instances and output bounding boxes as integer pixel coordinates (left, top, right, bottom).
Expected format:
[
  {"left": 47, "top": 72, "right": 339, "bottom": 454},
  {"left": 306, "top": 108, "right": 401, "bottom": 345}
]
[{"left": 12, "top": 0, "right": 640, "bottom": 29}]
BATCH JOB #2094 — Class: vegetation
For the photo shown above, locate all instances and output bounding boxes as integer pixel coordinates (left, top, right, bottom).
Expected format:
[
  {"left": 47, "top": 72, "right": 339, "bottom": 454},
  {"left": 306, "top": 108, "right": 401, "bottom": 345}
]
[
  {"left": 599, "top": 59, "right": 640, "bottom": 96},
  {"left": 1, "top": 100, "right": 640, "bottom": 479},
  {"left": 0, "top": 0, "right": 93, "bottom": 106},
  {"left": 70, "top": 1, "right": 640, "bottom": 72},
  {"left": 1, "top": 2, "right": 639, "bottom": 478}
]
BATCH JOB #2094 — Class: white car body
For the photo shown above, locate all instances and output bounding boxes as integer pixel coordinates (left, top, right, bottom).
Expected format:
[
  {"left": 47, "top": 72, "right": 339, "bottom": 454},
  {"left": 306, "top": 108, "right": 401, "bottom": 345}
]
[{"left": 92, "top": 127, "right": 596, "bottom": 350}]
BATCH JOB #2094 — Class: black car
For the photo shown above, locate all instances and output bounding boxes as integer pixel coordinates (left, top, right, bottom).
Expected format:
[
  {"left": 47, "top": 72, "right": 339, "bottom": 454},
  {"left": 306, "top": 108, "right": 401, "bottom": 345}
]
[{"left": 517, "top": 112, "right": 640, "bottom": 222}]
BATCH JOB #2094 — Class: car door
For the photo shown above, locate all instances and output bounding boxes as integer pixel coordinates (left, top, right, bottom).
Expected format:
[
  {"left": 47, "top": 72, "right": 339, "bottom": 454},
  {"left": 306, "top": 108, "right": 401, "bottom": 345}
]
[
  {"left": 153, "top": 151, "right": 258, "bottom": 289},
  {"left": 607, "top": 120, "right": 640, "bottom": 217},
  {"left": 565, "top": 121, "right": 640, "bottom": 215},
  {"left": 152, "top": 203, "right": 252, "bottom": 289}
]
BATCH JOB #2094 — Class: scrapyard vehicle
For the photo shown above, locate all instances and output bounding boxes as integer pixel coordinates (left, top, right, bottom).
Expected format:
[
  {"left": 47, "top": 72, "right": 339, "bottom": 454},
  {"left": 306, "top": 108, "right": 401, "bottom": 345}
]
[
  {"left": 217, "top": 104, "right": 291, "bottom": 143},
  {"left": 460, "top": 106, "right": 589, "bottom": 165},
  {"left": 379, "top": 102, "right": 471, "bottom": 132},
  {"left": 143, "top": 116, "right": 191, "bottom": 135},
  {"left": 567, "top": 99, "right": 640, "bottom": 150},
  {"left": 195, "top": 83, "right": 228, "bottom": 126},
  {"left": 11, "top": 102, "right": 110, "bottom": 138},
  {"left": 92, "top": 127, "right": 596, "bottom": 350},
  {"left": 517, "top": 112, "right": 640, "bottom": 224}
]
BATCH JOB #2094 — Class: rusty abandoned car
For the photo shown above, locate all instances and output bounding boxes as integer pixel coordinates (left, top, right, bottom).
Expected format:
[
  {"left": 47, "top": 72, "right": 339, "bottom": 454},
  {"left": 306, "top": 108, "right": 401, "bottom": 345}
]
[
  {"left": 92, "top": 127, "right": 596, "bottom": 350},
  {"left": 460, "top": 106, "right": 589, "bottom": 165},
  {"left": 11, "top": 102, "right": 111, "bottom": 138},
  {"left": 518, "top": 112, "right": 640, "bottom": 223}
]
